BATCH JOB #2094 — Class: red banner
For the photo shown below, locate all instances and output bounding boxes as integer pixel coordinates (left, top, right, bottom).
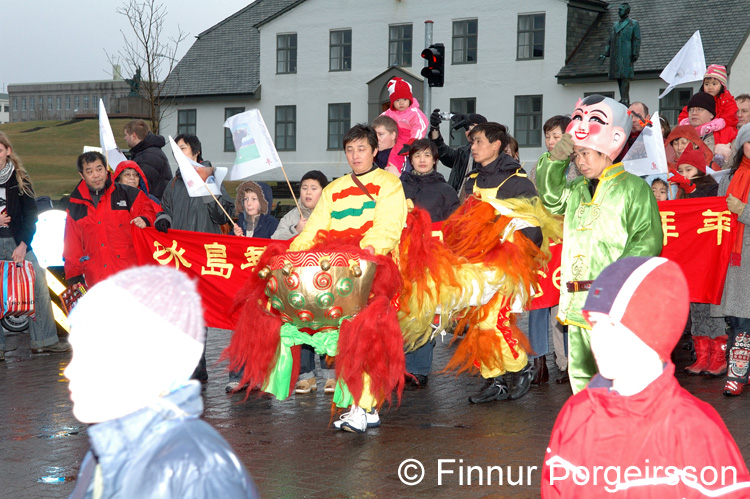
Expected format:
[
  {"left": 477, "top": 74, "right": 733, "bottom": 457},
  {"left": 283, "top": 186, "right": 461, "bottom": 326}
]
[
  {"left": 529, "top": 196, "right": 734, "bottom": 309},
  {"left": 132, "top": 228, "right": 289, "bottom": 330},
  {"left": 132, "top": 197, "right": 733, "bottom": 329}
]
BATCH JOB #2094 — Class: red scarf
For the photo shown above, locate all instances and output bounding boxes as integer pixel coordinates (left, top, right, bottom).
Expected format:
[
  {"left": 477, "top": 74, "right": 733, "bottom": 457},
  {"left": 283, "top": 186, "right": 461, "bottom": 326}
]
[{"left": 727, "top": 156, "right": 750, "bottom": 265}]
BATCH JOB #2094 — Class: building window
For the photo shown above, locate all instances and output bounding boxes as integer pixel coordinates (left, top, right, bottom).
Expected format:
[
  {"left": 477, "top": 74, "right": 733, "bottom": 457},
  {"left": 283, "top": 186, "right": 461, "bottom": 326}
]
[
  {"left": 83, "top": 96, "right": 89, "bottom": 109},
  {"left": 92, "top": 94, "right": 97, "bottom": 108},
  {"left": 56, "top": 97, "right": 62, "bottom": 110},
  {"left": 388, "top": 24, "right": 413, "bottom": 67},
  {"left": 74, "top": 96, "right": 80, "bottom": 110},
  {"left": 177, "top": 109, "right": 197, "bottom": 135},
  {"left": 659, "top": 87, "right": 693, "bottom": 129},
  {"left": 517, "top": 14, "right": 545, "bottom": 60},
  {"left": 448, "top": 98, "right": 477, "bottom": 147},
  {"left": 47, "top": 97, "right": 53, "bottom": 111},
  {"left": 583, "top": 91, "right": 616, "bottom": 99},
  {"left": 327, "top": 103, "right": 350, "bottom": 150},
  {"left": 12, "top": 98, "right": 17, "bottom": 112},
  {"left": 30, "top": 97, "right": 35, "bottom": 111},
  {"left": 452, "top": 19, "right": 478, "bottom": 64},
  {"left": 102, "top": 95, "right": 108, "bottom": 109},
  {"left": 21, "top": 98, "right": 26, "bottom": 111},
  {"left": 66, "top": 96, "right": 71, "bottom": 110},
  {"left": 275, "top": 106, "right": 297, "bottom": 151},
  {"left": 514, "top": 95, "right": 543, "bottom": 147},
  {"left": 277, "top": 33, "right": 297, "bottom": 74},
  {"left": 330, "top": 29, "right": 352, "bottom": 71},
  {"left": 3, "top": 106, "right": 8, "bottom": 113},
  {"left": 224, "top": 107, "right": 245, "bottom": 152}
]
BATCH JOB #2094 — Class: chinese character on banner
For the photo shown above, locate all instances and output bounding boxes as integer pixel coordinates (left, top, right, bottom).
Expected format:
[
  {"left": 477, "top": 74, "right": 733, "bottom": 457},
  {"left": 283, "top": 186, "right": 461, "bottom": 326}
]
[
  {"left": 697, "top": 209, "right": 731, "bottom": 245},
  {"left": 659, "top": 211, "right": 679, "bottom": 246},
  {"left": 241, "top": 246, "right": 265, "bottom": 270},
  {"left": 202, "top": 243, "right": 233, "bottom": 278},
  {"left": 153, "top": 240, "right": 192, "bottom": 269}
]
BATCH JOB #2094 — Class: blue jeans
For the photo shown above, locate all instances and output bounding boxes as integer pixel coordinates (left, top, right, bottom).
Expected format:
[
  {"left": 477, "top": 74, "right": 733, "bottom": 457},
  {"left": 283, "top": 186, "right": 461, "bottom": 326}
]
[
  {"left": 298, "top": 344, "right": 334, "bottom": 380},
  {"left": 527, "top": 307, "right": 550, "bottom": 359},
  {"left": 405, "top": 340, "right": 435, "bottom": 376}
]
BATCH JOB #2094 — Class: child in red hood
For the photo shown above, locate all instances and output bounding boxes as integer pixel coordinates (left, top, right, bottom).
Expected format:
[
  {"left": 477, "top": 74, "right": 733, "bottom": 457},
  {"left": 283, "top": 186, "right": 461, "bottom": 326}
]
[
  {"left": 542, "top": 257, "right": 750, "bottom": 498},
  {"left": 379, "top": 77, "right": 428, "bottom": 174}
]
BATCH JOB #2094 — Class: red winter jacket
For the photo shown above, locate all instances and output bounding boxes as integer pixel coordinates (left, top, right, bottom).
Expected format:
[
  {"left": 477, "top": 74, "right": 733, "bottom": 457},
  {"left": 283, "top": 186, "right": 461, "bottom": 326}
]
[
  {"left": 64, "top": 176, "right": 156, "bottom": 286},
  {"left": 678, "top": 88, "right": 739, "bottom": 145},
  {"left": 542, "top": 362, "right": 750, "bottom": 498}
]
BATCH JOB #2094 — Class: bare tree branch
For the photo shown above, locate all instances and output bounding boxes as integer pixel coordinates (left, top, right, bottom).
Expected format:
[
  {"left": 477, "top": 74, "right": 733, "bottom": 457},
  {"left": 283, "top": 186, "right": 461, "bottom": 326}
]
[{"left": 106, "top": 0, "right": 187, "bottom": 133}]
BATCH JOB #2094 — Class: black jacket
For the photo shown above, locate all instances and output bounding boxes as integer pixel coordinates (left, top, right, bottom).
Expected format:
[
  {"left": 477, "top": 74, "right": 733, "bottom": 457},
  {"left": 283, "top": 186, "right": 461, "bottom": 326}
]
[
  {"left": 1, "top": 172, "right": 38, "bottom": 250},
  {"left": 465, "top": 154, "right": 543, "bottom": 247},
  {"left": 401, "top": 170, "right": 460, "bottom": 223},
  {"left": 130, "top": 132, "right": 172, "bottom": 200},
  {"left": 431, "top": 131, "right": 473, "bottom": 193}
]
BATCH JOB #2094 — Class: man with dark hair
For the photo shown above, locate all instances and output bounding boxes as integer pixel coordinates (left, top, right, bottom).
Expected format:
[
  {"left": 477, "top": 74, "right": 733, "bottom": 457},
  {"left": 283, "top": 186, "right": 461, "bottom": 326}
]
[
  {"left": 428, "top": 109, "right": 488, "bottom": 192},
  {"left": 617, "top": 101, "right": 652, "bottom": 161},
  {"left": 291, "top": 123, "right": 404, "bottom": 256},
  {"left": 64, "top": 151, "right": 156, "bottom": 287},
  {"left": 289, "top": 124, "right": 407, "bottom": 431},
  {"left": 536, "top": 95, "right": 662, "bottom": 393},
  {"left": 124, "top": 119, "right": 172, "bottom": 200}
]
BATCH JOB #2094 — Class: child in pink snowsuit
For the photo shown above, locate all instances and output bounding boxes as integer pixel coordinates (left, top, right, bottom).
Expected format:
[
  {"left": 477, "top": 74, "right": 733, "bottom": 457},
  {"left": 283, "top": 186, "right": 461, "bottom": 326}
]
[
  {"left": 379, "top": 77, "right": 428, "bottom": 174},
  {"left": 678, "top": 64, "right": 739, "bottom": 148}
]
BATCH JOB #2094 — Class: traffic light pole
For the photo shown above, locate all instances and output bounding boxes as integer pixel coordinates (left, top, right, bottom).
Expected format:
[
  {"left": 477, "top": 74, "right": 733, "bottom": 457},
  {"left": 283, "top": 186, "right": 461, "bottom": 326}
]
[{"left": 423, "top": 20, "right": 433, "bottom": 115}]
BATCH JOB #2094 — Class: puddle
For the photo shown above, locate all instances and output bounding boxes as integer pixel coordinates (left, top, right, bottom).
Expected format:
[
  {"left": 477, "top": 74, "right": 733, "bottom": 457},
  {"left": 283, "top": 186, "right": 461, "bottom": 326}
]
[{"left": 37, "top": 466, "right": 76, "bottom": 483}]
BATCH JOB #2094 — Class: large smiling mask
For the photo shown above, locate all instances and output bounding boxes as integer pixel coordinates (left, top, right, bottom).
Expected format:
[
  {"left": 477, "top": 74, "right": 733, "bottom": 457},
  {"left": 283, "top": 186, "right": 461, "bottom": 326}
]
[{"left": 566, "top": 95, "right": 632, "bottom": 160}]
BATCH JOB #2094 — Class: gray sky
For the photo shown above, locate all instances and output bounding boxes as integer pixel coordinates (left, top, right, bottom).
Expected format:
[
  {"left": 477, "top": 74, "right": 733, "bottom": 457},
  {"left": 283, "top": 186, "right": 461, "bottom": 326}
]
[{"left": 1, "top": 0, "right": 253, "bottom": 89}]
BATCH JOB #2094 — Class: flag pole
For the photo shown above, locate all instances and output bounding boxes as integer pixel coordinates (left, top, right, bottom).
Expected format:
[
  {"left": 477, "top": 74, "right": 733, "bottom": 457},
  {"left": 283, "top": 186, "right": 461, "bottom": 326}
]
[
  {"left": 280, "top": 164, "right": 301, "bottom": 213},
  {"left": 203, "top": 186, "right": 235, "bottom": 227}
]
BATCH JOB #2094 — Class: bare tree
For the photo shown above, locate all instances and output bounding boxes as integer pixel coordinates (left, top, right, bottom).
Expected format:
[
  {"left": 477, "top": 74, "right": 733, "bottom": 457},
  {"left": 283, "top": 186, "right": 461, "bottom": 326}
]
[{"left": 108, "top": 0, "right": 186, "bottom": 133}]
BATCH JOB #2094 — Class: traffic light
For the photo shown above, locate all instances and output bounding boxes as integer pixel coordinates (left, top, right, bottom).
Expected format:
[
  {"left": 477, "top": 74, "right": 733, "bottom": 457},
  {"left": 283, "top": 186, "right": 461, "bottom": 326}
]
[{"left": 421, "top": 43, "right": 445, "bottom": 87}]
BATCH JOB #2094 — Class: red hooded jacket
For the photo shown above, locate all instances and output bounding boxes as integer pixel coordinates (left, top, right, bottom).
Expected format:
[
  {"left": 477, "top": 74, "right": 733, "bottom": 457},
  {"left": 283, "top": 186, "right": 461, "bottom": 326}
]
[
  {"left": 64, "top": 176, "right": 156, "bottom": 286},
  {"left": 542, "top": 363, "right": 750, "bottom": 498}
]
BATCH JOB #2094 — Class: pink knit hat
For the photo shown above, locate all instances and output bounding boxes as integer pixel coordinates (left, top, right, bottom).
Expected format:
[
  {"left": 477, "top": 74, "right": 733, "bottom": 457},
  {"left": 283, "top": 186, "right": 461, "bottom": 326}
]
[{"left": 704, "top": 64, "right": 728, "bottom": 88}]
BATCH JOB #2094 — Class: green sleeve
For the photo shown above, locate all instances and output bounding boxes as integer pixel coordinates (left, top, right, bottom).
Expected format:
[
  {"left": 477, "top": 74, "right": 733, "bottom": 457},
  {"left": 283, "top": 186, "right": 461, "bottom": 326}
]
[
  {"left": 536, "top": 152, "right": 573, "bottom": 215},
  {"left": 620, "top": 180, "right": 664, "bottom": 258}
]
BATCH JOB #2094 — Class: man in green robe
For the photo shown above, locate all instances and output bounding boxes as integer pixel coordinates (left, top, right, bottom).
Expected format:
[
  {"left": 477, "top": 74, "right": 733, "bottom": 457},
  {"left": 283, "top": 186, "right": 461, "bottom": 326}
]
[{"left": 536, "top": 95, "right": 662, "bottom": 393}]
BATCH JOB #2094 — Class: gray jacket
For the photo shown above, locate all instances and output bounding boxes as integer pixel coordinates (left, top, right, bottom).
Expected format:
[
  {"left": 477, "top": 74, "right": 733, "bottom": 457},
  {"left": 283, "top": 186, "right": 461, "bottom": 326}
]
[
  {"left": 69, "top": 382, "right": 258, "bottom": 498},
  {"left": 156, "top": 170, "right": 233, "bottom": 234},
  {"left": 711, "top": 174, "right": 750, "bottom": 319},
  {"left": 271, "top": 205, "right": 312, "bottom": 240}
]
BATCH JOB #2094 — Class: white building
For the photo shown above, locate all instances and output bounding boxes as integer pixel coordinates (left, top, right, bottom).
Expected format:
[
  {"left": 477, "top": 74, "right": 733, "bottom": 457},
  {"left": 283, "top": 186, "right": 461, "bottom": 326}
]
[
  {"left": 160, "top": 0, "right": 750, "bottom": 181},
  {"left": 0, "top": 94, "right": 9, "bottom": 124}
]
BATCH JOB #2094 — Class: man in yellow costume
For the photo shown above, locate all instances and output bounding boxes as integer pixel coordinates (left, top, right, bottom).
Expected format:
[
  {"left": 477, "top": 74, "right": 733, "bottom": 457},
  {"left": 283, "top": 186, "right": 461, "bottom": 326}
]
[{"left": 290, "top": 123, "right": 407, "bottom": 433}]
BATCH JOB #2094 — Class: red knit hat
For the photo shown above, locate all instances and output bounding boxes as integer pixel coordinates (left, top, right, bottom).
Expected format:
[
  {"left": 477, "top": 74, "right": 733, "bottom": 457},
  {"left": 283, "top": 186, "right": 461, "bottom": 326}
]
[
  {"left": 582, "top": 257, "right": 689, "bottom": 360},
  {"left": 677, "top": 147, "right": 707, "bottom": 173},
  {"left": 704, "top": 64, "right": 728, "bottom": 89},
  {"left": 387, "top": 77, "right": 413, "bottom": 108}
]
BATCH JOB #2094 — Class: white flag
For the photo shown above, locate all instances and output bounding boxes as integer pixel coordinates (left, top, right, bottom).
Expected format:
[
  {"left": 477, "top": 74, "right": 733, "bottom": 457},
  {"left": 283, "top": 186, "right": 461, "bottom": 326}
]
[
  {"left": 223, "top": 109, "right": 282, "bottom": 180},
  {"left": 98, "top": 99, "right": 128, "bottom": 171},
  {"left": 168, "top": 136, "right": 228, "bottom": 198},
  {"left": 622, "top": 112, "right": 668, "bottom": 176},
  {"left": 658, "top": 31, "right": 706, "bottom": 99}
]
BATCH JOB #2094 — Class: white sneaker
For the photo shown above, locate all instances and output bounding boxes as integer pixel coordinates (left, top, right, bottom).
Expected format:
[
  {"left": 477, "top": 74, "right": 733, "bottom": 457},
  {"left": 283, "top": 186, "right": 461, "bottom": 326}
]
[
  {"left": 366, "top": 408, "right": 380, "bottom": 428},
  {"left": 333, "top": 405, "right": 367, "bottom": 433}
]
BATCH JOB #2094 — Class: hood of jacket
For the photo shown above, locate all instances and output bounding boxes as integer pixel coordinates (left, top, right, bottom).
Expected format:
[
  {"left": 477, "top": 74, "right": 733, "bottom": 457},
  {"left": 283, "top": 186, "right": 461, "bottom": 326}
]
[
  {"left": 114, "top": 161, "right": 150, "bottom": 194},
  {"left": 401, "top": 169, "right": 447, "bottom": 186},
  {"left": 130, "top": 132, "right": 167, "bottom": 155}
]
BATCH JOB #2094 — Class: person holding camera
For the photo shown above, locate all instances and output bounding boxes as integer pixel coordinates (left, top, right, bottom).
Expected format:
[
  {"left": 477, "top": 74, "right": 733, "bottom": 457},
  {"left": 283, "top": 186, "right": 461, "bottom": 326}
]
[{"left": 428, "top": 109, "right": 487, "bottom": 194}]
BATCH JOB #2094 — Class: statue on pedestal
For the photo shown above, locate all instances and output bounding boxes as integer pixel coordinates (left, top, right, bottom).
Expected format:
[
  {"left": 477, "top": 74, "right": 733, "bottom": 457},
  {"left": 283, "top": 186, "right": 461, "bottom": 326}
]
[{"left": 600, "top": 3, "right": 641, "bottom": 106}]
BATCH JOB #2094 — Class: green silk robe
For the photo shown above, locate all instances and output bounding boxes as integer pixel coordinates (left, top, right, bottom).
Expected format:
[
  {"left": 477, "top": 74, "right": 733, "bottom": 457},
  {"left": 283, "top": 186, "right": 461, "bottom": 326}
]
[{"left": 537, "top": 158, "right": 663, "bottom": 329}]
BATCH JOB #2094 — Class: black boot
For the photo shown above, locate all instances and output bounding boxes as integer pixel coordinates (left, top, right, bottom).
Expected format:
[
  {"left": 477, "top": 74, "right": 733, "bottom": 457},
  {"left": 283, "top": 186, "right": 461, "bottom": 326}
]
[
  {"left": 531, "top": 355, "right": 549, "bottom": 385},
  {"left": 468, "top": 377, "right": 509, "bottom": 404},
  {"left": 507, "top": 363, "right": 533, "bottom": 400}
]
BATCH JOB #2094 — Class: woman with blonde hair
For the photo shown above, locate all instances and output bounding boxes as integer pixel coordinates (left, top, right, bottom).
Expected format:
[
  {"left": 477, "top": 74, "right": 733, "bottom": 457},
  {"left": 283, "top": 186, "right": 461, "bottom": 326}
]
[{"left": 0, "top": 132, "right": 69, "bottom": 360}]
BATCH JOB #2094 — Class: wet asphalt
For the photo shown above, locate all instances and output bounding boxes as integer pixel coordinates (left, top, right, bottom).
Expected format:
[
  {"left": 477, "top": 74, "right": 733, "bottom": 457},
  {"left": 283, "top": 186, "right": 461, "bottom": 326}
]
[{"left": 1, "top": 328, "right": 748, "bottom": 498}]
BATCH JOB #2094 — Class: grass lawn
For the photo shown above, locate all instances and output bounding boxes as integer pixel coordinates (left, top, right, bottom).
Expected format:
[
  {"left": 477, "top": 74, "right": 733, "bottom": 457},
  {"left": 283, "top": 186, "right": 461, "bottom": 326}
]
[{"left": 0, "top": 119, "right": 131, "bottom": 199}]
